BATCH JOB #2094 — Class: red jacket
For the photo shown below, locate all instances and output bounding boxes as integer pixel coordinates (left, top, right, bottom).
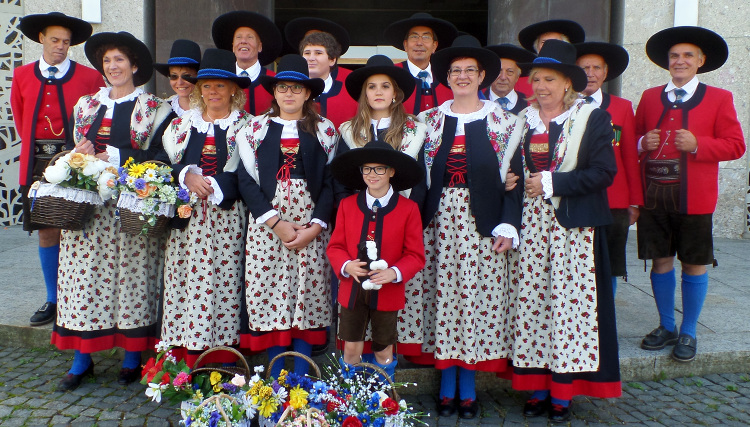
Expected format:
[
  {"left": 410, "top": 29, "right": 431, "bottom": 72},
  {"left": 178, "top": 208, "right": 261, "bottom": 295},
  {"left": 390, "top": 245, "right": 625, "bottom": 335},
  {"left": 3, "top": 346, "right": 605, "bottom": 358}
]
[
  {"left": 315, "top": 79, "right": 358, "bottom": 129},
  {"left": 327, "top": 191, "right": 425, "bottom": 311},
  {"left": 602, "top": 93, "right": 643, "bottom": 208},
  {"left": 11, "top": 60, "right": 103, "bottom": 185},
  {"left": 244, "top": 68, "right": 275, "bottom": 115},
  {"left": 635, "top": 83, "right": 745, "bottom": 214},
  {"left": 397, "top": 62, "right": 453, "bottom": 115}
]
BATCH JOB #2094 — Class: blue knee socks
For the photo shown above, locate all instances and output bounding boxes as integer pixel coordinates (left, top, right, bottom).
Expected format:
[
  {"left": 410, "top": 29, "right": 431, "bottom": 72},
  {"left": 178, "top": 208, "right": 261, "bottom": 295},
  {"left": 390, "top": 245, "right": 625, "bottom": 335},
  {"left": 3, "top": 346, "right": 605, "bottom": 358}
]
[
  {"left": 530, "top": 390, "right": 549, "bottom": 401},
  {"left": 292, "top": 339, "right": 312, "bottom": 375},
  {"left": 267, "top": 345, "right": 286, "bottom": 378},
  {"left": 551, "top": 397, "right": 570, "bottom": 407},
  {"left": 39, "top": 245, "right": 59, "bottom": 303},
  {"left": 680, "top": 272, "right": 708, "bottom": 338},
  {"left": 69, "top": 350, "right": 92, "bottom": 375},
  {"left": 651, "top": 269, "right": 677, "bottom": 332},
  {"left": 612, "top": 276, "right": 617, "bottom": 296},
  {"left": 458, "top": 367, "right": 476, "bottom": 400},
  {"left": 122, "top": 351, "right": 141, "bottom": 370},
  {"left": 439, "top": 366, "right": 457, "bottom": 399}
]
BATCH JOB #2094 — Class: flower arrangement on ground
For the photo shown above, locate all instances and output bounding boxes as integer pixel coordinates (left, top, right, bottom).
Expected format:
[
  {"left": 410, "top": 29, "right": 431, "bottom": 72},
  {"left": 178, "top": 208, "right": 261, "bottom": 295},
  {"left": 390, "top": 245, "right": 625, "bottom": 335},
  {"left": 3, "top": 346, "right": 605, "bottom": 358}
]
[{"left": 42, "top": 151, "right": 119, "bottom": 200}]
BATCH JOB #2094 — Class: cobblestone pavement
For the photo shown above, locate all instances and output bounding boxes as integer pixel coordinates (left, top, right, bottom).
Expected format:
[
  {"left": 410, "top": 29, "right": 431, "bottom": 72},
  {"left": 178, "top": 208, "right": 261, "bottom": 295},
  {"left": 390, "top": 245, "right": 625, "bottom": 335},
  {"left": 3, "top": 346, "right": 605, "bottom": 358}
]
[{"left": 1, "top": 345, "right": 750, "bottom": 426}]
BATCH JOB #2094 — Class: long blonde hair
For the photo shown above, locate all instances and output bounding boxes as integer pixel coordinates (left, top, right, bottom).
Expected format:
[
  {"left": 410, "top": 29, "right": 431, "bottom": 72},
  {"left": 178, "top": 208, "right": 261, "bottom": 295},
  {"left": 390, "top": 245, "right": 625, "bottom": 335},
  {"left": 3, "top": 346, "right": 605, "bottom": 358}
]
[
  {"left": 189, "top": 79, "right": 246, "bottom": 113},
  {"left": 348, "top": 75, "right": 410, "bottom": 149},
  {"left": 525, "top": 68, "right": 579, "bottom": 110}
]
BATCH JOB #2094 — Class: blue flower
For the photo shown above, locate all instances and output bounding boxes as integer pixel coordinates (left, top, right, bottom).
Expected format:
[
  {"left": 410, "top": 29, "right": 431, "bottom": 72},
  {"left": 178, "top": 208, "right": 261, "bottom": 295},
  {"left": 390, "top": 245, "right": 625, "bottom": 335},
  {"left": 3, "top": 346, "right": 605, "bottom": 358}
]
[
  {"left": 163, "top": 174, "right": 172, "bottom": 183},
  {"left": 270, "top": 409, "right": 283, "bottom": 423},
  {"left": 222, "top": 382, "right": 238, "bottom": 393},
  {"left": 177, "top": 187, "right": 190, "bottom": 202},
  {"left": 368, "top": 395, "right": 380, "bottom": 410},
  {"left": 373, "top": 418, "right": 385, "bottom": 427},
  {"left": 118, "top": 175, "right": 128, "bottom": 185},
  {"left": 286, "top": 373, "right": 300, "bottom": 388},
  {"left": 208, "top": 411, "right": 221, "bottom": 427},
  {"left": 185, "top": 417, "right": 192, "bottom": 427},
  {"left": 359, "top": 413, "right": 371, "bottom": 426},
  {"left": 134, "top": 178, "right": 146, "bottom": 190},
  {"left": 299, "top": 376, "right": 313, "bottom": 390},
  {"left": 271, "top": 381, "right": 281, "bottom": 392},
  {"left": 336, "top": 413, "right": 345, "bottom": 424},
  {"left": 312, "top": 380, "right": 327, "bottom": 393}
]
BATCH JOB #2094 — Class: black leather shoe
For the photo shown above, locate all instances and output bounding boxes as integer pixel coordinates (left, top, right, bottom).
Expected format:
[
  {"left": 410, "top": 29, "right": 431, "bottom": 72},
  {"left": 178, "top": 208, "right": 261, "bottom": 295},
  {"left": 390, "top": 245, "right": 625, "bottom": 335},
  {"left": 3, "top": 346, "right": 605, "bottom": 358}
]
[
  {"left": 458, "top": 398, "right": 478, "bottom": 419},
  {"left": 549, "top": 403, "right": 571, "bottom": 423},
  {"left": 58, "top": 362, "right": 94, "bottom": 391},
  {"left": 640, "top": 326, "right": 678, "bottom": 350},
  {"left": 29, "top": 302, "right": 56, "bottom": 326},
  {"left": 523, "top": 396, "right": 549, "bottom": 417},
  {"left": 671, "top": 334, "right": 697, "bottom": 362},
  {"left": 437, "top": 396, "right": 457, "bottom": 417},
  {"left": 118, "top": 366, "right": 142, "bottom": 385}
]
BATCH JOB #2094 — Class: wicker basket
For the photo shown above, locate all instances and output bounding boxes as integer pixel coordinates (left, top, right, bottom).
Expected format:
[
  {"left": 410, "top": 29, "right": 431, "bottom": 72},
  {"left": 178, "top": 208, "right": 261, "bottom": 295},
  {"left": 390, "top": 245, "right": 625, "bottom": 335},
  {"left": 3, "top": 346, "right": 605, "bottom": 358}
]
[
  {"left": 180, "top": 393, "right": 252, "bottom": 427},
  {"left": 266, "top": 351, "right": 322, "bottom": 380},
  {"left": 117, "top": 159, "right": 175, "bottom": 237},
  {"left": 190, "top": 346, "right": 251, "bottom": 379}
]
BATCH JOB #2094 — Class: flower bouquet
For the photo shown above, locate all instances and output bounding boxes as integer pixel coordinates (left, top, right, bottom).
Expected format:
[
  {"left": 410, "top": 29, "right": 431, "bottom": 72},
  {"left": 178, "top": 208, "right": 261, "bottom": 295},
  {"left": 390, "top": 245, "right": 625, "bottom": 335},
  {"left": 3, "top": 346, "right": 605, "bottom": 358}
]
[
  {"left": 115, "top": 157, "right": 196, "bottom": 236},
  {"left": 29, "top": 151, "right": 118, "bottom": 230}
]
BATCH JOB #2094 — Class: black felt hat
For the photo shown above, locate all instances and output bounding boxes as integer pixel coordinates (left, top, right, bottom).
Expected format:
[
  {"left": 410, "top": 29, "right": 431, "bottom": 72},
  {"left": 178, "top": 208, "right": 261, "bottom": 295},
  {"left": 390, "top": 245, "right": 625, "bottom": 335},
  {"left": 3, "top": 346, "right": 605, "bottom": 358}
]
[
  {"left": 645, "top": 26, "right": 728, "bottom": 73},
  {"left": 257, "top": 54, "right": 325, "bottom": 98},
  {"left": 382, "top": 12, "right": 458, "bottom": 51},
  {"left": 574, "top": 41, "right": 629, "bottom": 81},
  {"left": 154, "top": 39, "right": 201, "bottom": 77},
  {"left": 19, "top": 11, "right": 92, "bottom": 46},
  {"left": 285, "top": 17, "right": 350, "bottom": 55},
  {"left": 484, "top": 43, "right": 537, "bottom": 76},
  {"left": 331, "top": 141, "right": 423, "bottom": 192},
  {"left": 518, "top": 19, "right": 585, "bottom": 52},
  {"left": 184, "top": 49, "right": 251, "bottom": 89},
  {"left": 431, "top": 35, "right": 500, "bottom": 90},
  {"left": 84, "top": 31, "right": 154, "bottom": 87},
  {"left": 344, "top": 55, "right": 416, "bottom": 101},
  {"left": 519, "top": 39, "right": 587, "bottom": 92},
  {"left": 211, "top": 11, "right": 282, "bottom": 66}
]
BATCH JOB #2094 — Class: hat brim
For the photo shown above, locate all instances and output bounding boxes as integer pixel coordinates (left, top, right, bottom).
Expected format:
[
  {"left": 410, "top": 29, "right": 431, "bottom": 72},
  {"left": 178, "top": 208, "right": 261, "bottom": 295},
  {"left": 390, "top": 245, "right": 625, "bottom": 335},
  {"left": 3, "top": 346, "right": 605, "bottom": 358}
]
[
  {"left": 431, "top": 46, "right": 500, "bottom": 90},
  {"left": 574, "top": 42, "right": 629, "bottom": 81},
  {"left": 284, "top": 17, "right": 350, "bottom": 55},
  {"left": 518, "top": 20, "right": 585, "bottom": 52},
  {"left": 84, "top": 32, "right": 153, "bottom": 87},
  {"left": 153, "top": 61, "right": 199, "bottom": 78},
  {"left": 19, "top": 13, "right": 92, "bottom": 46},
  {"left": 331, "top": 143, "right": 424, "bottom": 192},
  {"left": 211, "top": 11, "right": 282, "bottom": 66},
  {"left": 184, "top": 73, "right": 251, "bottom": 89},
  {"left": 646, "top": 26, "right": 727, "bottom": 73},
  {"left": 484, "top": 44, "right": 537, "bottom": 77},
  {"left": 258, "top": 73, "right": 325, "bottom": 98},
  {"left": 382, "top": 17, "right": 458, "bottom": 51},
  {"left": 344, "top": 64, "right": 416, "bottom": 101},
  {"left": 519, "top": 60, "right": 588, "bottom": 92}
]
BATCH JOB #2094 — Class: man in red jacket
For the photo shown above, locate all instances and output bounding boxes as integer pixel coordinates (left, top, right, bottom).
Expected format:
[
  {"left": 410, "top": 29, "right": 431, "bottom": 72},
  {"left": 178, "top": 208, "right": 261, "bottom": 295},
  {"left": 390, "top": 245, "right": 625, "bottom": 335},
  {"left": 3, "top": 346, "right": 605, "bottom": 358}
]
[
  {"left": 635, "top": 27, "right": 745, "bottom": 362},
  {"left": 575, "top": 41, "right": 643, "bottom": 294},
  {"left": 11, "top": 12, "right": 104, "bottom": 326},
  {"left": 382, "top": 13, "right": 457, "bottom": 115}
]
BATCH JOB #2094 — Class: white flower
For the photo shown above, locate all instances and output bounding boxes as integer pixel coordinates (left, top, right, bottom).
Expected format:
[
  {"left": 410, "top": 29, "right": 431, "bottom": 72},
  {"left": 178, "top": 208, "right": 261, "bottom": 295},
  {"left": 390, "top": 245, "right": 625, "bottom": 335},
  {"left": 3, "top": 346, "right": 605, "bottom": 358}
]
[
  {"left": 231, "top": 374, "right": 246, "bottom": 387},
  {"left": 97, "top": 172, "right": 118, "bottom": 200},
  {"left": 43, "top": 162, "right": 70, "bottom": 184},
  {"left": 82, "top": 161, "right": 102, "bottom": 179},
  {"left": 145, "top": 382, "right": 166, "bottom": 402},
  {"left": 155, "top": 340, "right": 170, "bottom": 353},
  {"left": 253, "top": 365, "right": 265, "bottom": 374},
  {"left": 144, "top": 168, "right": 159, "bottom": 182},
  {"left": 126, "top": 175, "right": 136, "bottom": 186},
  {"left": 273, "top": 386, "right": 288, "bottom": 402}
]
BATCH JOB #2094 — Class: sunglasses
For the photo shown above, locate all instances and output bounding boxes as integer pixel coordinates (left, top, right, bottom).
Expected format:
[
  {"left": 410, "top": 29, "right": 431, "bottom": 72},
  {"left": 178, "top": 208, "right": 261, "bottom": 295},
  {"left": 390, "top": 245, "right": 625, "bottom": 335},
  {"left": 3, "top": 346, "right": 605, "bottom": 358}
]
[{"left": 168, "top": 73, "right": 195, "bottom": 81}]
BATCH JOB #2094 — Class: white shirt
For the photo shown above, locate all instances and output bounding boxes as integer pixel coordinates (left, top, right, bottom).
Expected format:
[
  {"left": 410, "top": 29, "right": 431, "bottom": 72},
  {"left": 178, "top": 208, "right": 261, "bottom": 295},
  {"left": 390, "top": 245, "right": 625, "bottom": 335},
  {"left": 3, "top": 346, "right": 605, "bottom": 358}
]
[
  {"left": 406, "top": 60, "right": 433, "bottom": 85},
  {"left": 322, "top": 75, "right": 334, "bottom": 94},
  {"left": 581, "top": 88, "right": 603, "bottom": 108},
  {"left": 39, "top": 56, "right": 71, "bottom": 78},
  {"left": 236, "top": 61, "right": 261, "bottom": 81},
  {"left": 488, "top": 89, "right": 519, "bottom": 110},
  {"left": 665, "top": 75, "right": 699, "bottom": 103},
  {"left": 371, "top": 117, "right": 391, "bottom": 130}
]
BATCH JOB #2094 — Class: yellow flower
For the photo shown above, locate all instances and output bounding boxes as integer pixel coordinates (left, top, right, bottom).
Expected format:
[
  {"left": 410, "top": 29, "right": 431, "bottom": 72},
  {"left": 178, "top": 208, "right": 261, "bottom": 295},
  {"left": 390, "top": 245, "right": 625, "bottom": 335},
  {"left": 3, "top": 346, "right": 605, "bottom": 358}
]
[
  {"left": 258, "top": 385, "right": 273, "bottom": 400},
  {"left": 249, "top": 382, "right": 262, "bottom": 396},
  {"left": 128, "top": 163, "right": 147, "bottom": 178},
  {"left": 258, "top": 397, "right": 279, "bottom": 418},
  {"left": 289, "top": 386, "right": 308, "bottom": 409},
  {"left": 278, "top": 369, "right": 288, "bottom": 386},
  {"left": 123, "top": 157, "right": 135, "bottom": 168}
]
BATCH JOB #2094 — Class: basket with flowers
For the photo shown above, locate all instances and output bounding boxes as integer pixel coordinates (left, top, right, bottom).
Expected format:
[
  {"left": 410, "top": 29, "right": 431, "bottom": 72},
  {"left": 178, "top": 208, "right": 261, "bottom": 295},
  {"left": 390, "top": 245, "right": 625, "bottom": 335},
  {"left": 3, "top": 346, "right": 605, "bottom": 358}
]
[
  {"left": 115, "top": 157, "right": 196, "bottom": 236},
  {"left": 28, "top": 150, "right": 118, "bottom": 230}
]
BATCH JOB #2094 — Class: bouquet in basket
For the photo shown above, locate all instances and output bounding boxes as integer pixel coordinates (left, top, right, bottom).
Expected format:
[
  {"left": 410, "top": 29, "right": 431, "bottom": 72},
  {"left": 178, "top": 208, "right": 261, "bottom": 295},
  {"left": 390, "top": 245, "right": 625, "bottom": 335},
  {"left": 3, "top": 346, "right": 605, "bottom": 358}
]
[{"left": 43, "top": 151, "right": 119, "bottom": 200}]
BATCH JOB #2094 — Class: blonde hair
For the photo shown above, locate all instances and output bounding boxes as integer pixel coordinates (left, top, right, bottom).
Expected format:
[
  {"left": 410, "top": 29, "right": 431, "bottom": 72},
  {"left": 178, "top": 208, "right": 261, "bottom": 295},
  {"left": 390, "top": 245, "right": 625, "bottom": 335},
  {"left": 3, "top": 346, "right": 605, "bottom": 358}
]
[
  {"left": 526, "top": 68, "right": 579, "bottom": 110},
  {"left": 189, "top": 79, "right": 246, "bottom": 113},
  {"left": 348, "top": 75, "right": 410, "bottom": 149}
]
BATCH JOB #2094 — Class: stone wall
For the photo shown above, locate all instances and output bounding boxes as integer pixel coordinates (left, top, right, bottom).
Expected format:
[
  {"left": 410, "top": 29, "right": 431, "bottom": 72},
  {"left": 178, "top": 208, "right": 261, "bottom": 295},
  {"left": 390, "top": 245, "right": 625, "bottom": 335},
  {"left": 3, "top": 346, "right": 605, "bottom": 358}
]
[{"left": 621, "top": 0, "right": 749, "bottom": 238}]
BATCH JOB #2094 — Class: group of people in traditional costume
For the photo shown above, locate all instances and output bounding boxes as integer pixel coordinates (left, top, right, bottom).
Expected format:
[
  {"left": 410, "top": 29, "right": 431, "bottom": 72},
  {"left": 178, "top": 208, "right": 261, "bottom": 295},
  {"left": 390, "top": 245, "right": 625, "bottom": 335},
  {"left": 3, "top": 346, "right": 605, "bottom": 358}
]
[{"left": 12, "top": 7, "right": 744, "bottom": 424}]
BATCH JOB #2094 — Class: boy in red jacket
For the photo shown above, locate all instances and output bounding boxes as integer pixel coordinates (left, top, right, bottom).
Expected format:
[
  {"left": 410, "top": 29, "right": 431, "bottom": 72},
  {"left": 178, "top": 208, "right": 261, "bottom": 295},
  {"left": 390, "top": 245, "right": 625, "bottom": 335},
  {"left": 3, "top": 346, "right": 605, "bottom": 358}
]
[{"left": 327, "top": 141, "right": 425, "bottom": 380}]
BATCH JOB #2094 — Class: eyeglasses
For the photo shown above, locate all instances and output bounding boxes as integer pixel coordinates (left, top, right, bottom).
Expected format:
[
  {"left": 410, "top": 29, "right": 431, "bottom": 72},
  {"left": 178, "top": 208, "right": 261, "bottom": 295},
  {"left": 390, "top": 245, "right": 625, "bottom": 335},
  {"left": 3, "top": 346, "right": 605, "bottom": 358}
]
[
  {"left": 275, "top": 83, "right": 306, "bottom": 94},
  {"left": 406, "top": 34, "right": 434, "bottom": 42},
  {"left": 360, "top": 166, "right": 390, "bottom": 175},
  {"left": 448, "top": 67, "right": 480, "bottom": 77},
  {"left": 169, "top": 73, "right": 195, "bottom": 81}
]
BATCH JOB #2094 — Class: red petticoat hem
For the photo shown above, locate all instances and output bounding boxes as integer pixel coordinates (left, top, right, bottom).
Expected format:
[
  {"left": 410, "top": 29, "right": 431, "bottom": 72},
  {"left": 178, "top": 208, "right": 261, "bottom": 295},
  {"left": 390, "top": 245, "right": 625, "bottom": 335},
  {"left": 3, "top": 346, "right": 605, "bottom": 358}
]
[
  {"left": 498, "top": 370, "right": 622, "bottom": 400},
  {"left": 51, "top": 331, "right": 155, "bottom": 353},
  {"left": 335, "top": 339, "right": 422, "bottom": 356},
  {"left": 240, "top": 328, "right": 326, "bottom": 351},
  {"left": 404, "top": 352, "right": 510, "bottom": 372}
]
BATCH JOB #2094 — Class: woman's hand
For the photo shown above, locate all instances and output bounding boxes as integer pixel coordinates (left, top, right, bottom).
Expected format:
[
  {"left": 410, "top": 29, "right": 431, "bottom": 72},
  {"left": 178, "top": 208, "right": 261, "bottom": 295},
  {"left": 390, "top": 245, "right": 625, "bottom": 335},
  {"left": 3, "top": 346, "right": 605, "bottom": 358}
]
[
  {"left": 368, "top": 268, "right": 397, "bottom": 285},
  {"left": 344, "top": 259, "right": 368, "bottom": 283},
  {"left": 95, "top": 152, "right": 110, "bottom": 161},
  {"left": 282, "top": 222, "right": 323, "bottom": 250},
  {"left": 268, "top": 217, "right": 297, "bottom": 243},
  {"left": 505, "top": 172, "right": 519, "bottom": 191},
  {"left": 492, "top": 236, "right": 514, "bottom": 254},
  {"left": 525, "top": 172, "right": 544, "bottom": 198},
  {"left": 75, "top": 137, "right": 95, "bottom": 155},
  {"left": 184, "top": 172, "right": 214, "bottom": 199}
]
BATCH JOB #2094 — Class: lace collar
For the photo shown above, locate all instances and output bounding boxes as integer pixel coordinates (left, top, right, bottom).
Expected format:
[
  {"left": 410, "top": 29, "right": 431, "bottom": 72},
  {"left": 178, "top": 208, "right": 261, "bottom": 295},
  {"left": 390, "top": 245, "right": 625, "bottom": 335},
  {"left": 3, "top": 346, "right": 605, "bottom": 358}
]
[
  {"left": 438, "top": 99, "right": 495, "bottom": 122},
  {"left": 189, "top": 109, "right": 241, "bottom": 133},
  {"left": 525, "top": 100, "right": 582, "bottom": 133},
  {"left": 96, "top": 87, "right": 144, "bottom": 109},
  {"left": 170, "top": 95, "right": 189, "bottom": 117}
]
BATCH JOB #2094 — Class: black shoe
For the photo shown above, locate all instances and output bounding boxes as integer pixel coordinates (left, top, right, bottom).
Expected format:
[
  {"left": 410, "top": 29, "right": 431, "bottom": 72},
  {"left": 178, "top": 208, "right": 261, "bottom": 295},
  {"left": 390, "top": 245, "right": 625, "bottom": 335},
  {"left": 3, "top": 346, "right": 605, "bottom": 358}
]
[
  {"left": 437, "top": 396, "right": 457, "bottom": 417},
  {"left": 671, "top": 334, "right": 697, "bottom": 362},
  {"left": 118, "top": 366, "right": 142, "bottom": 385},
  {"left": 29, "top": 302, "right": 56, "bottom": 326},
  {"left": 640, "top": 326, "right": 678, "bottom": 350},
  {"left": 549, "top": 403, "right": 571, "bottom": 423},
  {"left": 458, "top": 398, "right": 478, "bottom": 419},
  {"left": 523, "top": 396, "right": 549, "bottom": 417},
  {"left": 58, "top": 362, "right": 94, "bottom": 391}
]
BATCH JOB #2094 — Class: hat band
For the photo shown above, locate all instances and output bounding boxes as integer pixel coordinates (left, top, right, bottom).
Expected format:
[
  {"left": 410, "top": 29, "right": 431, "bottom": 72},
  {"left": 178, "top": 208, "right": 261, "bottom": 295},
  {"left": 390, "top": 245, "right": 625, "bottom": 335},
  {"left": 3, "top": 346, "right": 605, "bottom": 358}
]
[
  {"left": 275, "top": 70, "right": 309, "bottom": 81},
  {"left": 533, "top": 57, "right": 562, "bottom": 64},
  {"left": 196, "top": 68, "right": 238, "bottom": 79},
  {"left": 168, "top": 57, "right": 199, "bottom": 65}
]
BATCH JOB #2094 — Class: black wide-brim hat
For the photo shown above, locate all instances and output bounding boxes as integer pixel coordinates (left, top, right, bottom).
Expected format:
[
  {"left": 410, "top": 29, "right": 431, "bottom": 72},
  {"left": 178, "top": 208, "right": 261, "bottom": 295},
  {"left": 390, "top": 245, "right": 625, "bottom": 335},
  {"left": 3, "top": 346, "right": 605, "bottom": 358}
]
[
  {"left": 574, "top": 41, "right": 629, "bottom": 81},
  {"left": 345, "top": 54, "right": 416, "bottom": 100},
  {"left": 19, "top": 11, "right": 92, "bottom": 46},
  {"left": 646, "top": 26, "right": 728, "bottom": 73},
  {"left": 84, "top": 31, "right": 154, "bottom": 87},
  {"left": 519, "top": 39, "right": 588, "bottom": 92},
  {"left": 383, "top": 12, "right": 458, "bottom": 51},
  {"left": 484, "top": 43, "right": 537, "bottom": 77},
  {"left": 258, "top": 54, "right": 325, "bottom": 98},
  {"left": 154, "top": 39, "right": 201, "bottom": 77},
  {"left": 285, "top": 17, "right": 350, "bottom": 55},
  {"left": 331, "top": 141, "right": 424, "bottom": 192},
  {"left": 431, "top": 35, "right": 500, "bottom": 90},
  {"left": 518, "top": 19, "right": 585, "bottom": 52},
  {"left": 211, "top": 11, "right": 282, "bottom": 66},
  {"left": 184, "top": 49, "right": 251, "bottom": 89}
]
